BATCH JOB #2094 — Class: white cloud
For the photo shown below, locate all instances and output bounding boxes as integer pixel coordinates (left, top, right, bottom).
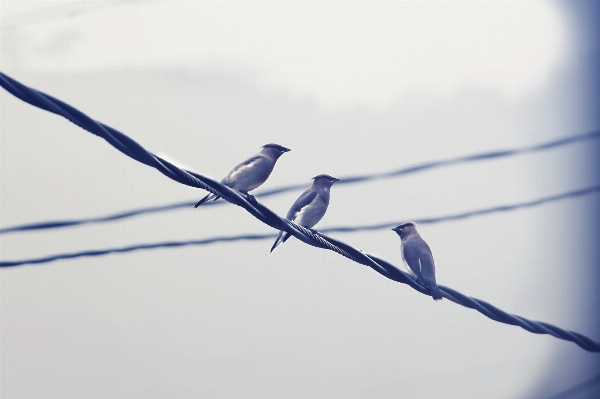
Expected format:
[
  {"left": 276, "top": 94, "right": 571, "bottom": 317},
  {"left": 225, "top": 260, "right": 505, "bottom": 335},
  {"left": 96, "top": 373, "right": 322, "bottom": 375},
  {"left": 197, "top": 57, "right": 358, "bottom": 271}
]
[{"left": 6, "top": 1, "right": 567, "bottom": 105}]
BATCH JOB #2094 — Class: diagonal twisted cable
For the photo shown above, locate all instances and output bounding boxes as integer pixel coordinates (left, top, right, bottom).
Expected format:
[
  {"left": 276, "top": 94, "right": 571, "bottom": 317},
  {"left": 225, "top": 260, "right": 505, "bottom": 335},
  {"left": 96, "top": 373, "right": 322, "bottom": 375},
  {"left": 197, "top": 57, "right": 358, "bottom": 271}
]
[{"left": 1, "top": 71, "right": 599, "bottom": 352}]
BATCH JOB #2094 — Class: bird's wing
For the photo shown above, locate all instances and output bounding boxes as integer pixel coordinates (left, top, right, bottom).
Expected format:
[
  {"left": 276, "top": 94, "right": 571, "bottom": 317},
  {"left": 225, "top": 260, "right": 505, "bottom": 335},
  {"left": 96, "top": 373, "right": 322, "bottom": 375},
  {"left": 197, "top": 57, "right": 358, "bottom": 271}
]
[
  {"left": 286, "top": 189, "right": 319, "bottom": 222},
  {"left": 404, "top": 238, "right": 439, "bottom": 289},
  {"left": 402, "top": 237, "right": 424, "bottom": 276},
  {"left": 416, "top": 251, "right": 442, "bottom": 300},
  {"left": 222, "top": 154, "right": 265, "bottom": 186},
  {"left": 418, "top": 252, "right": 437, "bottom": 282},
  {"left": 270, "top": 190, "right": 318, "bottom": 252}
]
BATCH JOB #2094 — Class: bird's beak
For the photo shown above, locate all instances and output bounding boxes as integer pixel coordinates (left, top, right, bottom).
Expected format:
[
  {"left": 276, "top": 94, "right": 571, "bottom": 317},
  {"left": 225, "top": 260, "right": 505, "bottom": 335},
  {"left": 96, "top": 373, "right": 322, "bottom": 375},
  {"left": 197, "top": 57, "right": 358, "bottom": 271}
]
[
  {"left": 333, "top": 178, "right": 340, "bottom": 182},
  {"left": 281, "top": 147, "right": 291, "bottom": 152},
  {"left": 391, "top": 227, "right": 399, "bottom": 232}
]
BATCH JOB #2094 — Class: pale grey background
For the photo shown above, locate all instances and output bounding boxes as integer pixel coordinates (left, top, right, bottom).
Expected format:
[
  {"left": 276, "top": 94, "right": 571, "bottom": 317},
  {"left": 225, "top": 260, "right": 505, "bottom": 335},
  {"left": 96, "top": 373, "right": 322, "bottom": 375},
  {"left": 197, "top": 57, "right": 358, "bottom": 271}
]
[{"left": 1, "top": 2, "right": 599, "bottom": 398}]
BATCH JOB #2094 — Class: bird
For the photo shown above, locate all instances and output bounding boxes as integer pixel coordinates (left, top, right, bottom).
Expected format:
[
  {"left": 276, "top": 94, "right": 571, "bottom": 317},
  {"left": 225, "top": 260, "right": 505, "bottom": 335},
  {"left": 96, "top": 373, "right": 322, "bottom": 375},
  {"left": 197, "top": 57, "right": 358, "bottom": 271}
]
[
  {"left": 193, "top": 143, "right": 290, "bottom": 207},
  {"left": 270, "top": 174, "right": 340, "bottom": 252},
  {"left": 391, "top": 222, "right": 443, "bottom": 301}
]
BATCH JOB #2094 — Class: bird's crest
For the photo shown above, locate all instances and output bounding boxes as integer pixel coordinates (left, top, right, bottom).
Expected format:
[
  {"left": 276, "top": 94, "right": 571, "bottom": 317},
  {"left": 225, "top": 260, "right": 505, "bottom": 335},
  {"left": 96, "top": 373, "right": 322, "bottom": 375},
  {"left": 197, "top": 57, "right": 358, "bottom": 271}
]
[
  {"left": 312, "top": 174, "right": 340, "bottom": 183},
  {"left": 262, "top": 143, "right": 290, "bottom": 152},
  {"left": 392, "top": 222, "right": 416, "bottom": 231}
]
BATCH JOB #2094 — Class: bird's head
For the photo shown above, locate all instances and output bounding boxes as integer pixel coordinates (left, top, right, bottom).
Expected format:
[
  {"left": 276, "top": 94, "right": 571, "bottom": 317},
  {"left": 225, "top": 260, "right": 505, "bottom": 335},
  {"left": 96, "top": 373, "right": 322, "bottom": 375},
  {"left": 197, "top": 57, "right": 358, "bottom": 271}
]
[
  {"left": 312, "top": 174, "right": 340, "bottom": 188},
  {"left": 262, "top": 143, "right": 291, "bottom": 157},
  {"left": 392, "top": 222, "right": 417, "bottom": 238}
]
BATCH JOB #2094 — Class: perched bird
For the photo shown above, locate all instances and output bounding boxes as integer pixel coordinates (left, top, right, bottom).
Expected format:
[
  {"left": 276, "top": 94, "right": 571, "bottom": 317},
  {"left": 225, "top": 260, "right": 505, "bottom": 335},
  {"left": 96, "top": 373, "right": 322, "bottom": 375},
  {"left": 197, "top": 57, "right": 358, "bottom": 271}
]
[
  {"left": 194, "top": 143, "right": 290, "bottom": 207},
  {"left": 392, "top": 222, "right": 443, "bottom": 301},
  {"left": 270, "top": 174, "right": 340, "bottom": 252}
]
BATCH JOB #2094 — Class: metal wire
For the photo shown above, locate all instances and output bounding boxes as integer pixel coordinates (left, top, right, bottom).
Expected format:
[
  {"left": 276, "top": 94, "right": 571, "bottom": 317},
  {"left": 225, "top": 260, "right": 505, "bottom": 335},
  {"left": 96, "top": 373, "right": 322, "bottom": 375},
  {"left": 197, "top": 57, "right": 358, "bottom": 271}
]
[
  {"left": 1, "top": 132, "right": 598, "bottom": 235},
  {"left": 4, "top": 185, "right": 599, "bottom": 266},
  {"left": 1, "top": 71, "right": 599, "bottom": 352}
]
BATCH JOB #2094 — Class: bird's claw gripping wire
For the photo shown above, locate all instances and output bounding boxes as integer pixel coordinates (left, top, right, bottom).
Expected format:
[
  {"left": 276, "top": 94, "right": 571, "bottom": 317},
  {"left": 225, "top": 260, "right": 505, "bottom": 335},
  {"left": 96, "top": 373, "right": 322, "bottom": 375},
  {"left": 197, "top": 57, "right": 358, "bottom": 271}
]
[{"left": 239, "top": 191, "right": 257, "bottom": 205}]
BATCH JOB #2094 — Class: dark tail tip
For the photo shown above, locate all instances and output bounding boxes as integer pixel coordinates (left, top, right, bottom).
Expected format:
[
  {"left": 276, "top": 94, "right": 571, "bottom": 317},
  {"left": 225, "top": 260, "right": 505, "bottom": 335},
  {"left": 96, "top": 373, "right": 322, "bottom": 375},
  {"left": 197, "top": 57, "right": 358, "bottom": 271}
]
[
  {"left": 270, "top": 232, "right": 287, "bottom": 253},
  {"left": 193, "top": 194, "right": 213, "bottom": 208},
  {"left": 270, "top": 240, "right": 279, "bottom": 253},
  {"left": 270, "top": 238, "right": 281, "bottom": 253},
  {"left": 431, "top": 285, "right": 443, "bottom": 301}
]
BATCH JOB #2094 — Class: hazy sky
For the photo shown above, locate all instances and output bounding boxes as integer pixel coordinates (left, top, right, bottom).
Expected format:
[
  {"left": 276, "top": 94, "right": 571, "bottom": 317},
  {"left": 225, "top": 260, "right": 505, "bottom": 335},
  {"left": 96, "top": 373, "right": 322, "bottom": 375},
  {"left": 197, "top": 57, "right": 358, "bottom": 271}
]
[
  {"left": 1, "top": 1, "right": 569, "bottom": 104},
  {"left": 1, "top": 2, "right": 599, "bottom": 398}
]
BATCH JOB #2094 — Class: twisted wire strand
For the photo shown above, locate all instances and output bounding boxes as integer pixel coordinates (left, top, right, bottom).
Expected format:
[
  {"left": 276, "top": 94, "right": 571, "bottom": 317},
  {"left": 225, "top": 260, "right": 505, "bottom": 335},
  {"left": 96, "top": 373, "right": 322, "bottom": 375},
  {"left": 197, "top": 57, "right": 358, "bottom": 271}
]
[{"left": 1, "top": 71, "right": 599, "bottom": 352}]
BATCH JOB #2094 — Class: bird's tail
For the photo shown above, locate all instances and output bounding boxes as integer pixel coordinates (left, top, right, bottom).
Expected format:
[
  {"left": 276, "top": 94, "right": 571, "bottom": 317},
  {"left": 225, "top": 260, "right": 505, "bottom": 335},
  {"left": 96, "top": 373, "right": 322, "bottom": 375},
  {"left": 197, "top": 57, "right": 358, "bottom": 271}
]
[
  {"left": 428, "top": 282, "right": 443, "bottom": 301},
  {"left": 193, "top": 193, "right": 220, "bottom": 208},
  {"left": 270, "top": 231, "right": 291, "bottom": 253}
]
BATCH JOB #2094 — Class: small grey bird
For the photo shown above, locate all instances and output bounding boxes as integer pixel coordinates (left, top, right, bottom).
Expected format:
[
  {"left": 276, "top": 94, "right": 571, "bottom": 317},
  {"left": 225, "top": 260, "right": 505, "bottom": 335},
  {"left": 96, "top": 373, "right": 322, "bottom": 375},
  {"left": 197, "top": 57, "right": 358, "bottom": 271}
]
[
  {"left": 194, "top": 143, "right": 290, "bottom": 207},
  {"left": 270, "top": 174, "right": 339, "bottom": 252},
  {"left": 392, "top": 222, "right": 443, "bottom": 301}
]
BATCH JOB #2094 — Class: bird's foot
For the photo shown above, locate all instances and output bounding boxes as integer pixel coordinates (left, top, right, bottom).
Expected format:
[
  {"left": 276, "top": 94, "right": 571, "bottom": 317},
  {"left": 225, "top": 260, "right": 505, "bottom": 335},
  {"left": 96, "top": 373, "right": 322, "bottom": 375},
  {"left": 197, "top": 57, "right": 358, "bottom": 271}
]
[{"left": 240, "top": 191, "right": 257, "bottom": 205}]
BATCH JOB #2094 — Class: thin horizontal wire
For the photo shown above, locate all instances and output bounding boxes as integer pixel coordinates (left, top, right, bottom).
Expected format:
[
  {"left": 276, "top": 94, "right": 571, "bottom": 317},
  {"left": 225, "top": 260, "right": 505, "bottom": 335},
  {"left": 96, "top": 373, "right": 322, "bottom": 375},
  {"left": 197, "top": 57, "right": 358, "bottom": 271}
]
[
  {"left": 2, "top": 185, "right": 598, "bottom": 267},
  {"left": 324, "top": 185, "right": 600, "bottom": 232},
  {"left": 0, "top": 201, "right": 194, "bottom": 234},
  {"left": 0, "top": 234, "right": 276, "bottom": 267},
  {"left": 1, "top": 71, "right": 599, "bottom": 352},
  {"left": 1, "top": 129, "right": 598, "bottom": 235},
  {"left": 333, "top": 130, "right": 600, "bottom": 185}
]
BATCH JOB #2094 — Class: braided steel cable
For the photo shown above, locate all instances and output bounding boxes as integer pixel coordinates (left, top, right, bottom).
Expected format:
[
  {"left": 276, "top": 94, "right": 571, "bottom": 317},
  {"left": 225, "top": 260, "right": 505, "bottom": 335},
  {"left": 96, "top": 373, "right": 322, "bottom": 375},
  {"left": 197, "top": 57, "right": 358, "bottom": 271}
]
[{"left": 1, "top": 71, "right": 599, "bottom": 352}]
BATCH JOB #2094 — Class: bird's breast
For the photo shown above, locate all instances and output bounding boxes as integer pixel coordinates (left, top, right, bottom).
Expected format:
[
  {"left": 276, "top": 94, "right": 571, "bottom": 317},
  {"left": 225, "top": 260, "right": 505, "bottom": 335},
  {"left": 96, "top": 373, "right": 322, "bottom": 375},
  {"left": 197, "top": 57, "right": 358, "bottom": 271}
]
[{"left": 400, "top": 241, "right": 415, "bottom": 276}]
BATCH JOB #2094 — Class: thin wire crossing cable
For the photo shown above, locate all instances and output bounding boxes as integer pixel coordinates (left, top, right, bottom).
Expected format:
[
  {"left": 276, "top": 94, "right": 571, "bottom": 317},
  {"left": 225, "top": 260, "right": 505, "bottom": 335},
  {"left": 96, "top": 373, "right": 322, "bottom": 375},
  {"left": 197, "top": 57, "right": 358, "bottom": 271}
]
[
  {"left": 0, "top": 200, "right": 195, "bottom": 234},
  {"left": 1, "top": 129, "right": 598, "bottom": 235},
  {"left": 1, "top": 71, "right": 599, "bottom": 353},
  {"left": 2, "top": 185, "right": 598, "bottom": 267},
  {"left": 325, "top": 185, "right": 600, "bottom": 232},
  {"left": 545, "top": 373, "right": 600, "bottom": 399},
  {"left": 0, "top": 234, "right": 276, "bottom": 268}
]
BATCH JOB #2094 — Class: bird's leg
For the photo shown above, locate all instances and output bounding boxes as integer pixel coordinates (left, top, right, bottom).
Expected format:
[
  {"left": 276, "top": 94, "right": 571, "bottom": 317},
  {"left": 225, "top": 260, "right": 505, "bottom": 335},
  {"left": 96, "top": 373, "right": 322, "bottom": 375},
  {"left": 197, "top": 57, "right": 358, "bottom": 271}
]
[{"left": 240, "top": 191, "right": 257, "bottom": 205}]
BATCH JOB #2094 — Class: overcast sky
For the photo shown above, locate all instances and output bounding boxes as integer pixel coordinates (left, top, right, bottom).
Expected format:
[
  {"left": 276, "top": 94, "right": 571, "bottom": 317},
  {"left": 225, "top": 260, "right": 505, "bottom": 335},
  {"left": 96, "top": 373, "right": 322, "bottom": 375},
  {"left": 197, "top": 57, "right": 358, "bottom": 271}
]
[{"left": 1, "top": 1, "right": 599, "bottom": 398}]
